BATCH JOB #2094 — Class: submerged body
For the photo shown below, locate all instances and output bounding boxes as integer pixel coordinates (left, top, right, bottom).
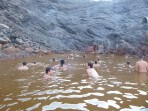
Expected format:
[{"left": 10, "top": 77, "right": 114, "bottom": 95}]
[
  {"left": 18, "top": 66, "right": 29, "bottom": 71},
  {"left": 17, "top": 62, "right": 29, "bottom": 71},
  {"left": 86, "top": 62, "right": 99, "bottom": 79},
  {"left": 135, "top": 59, "right": 148, "bottom": 73},
  {"left": 87, "top": 68, "right": 99, "bottom": 79}
]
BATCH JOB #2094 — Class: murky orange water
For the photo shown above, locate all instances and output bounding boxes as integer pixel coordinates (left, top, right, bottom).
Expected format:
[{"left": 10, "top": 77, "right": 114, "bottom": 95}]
[{"left": 0, "top": 54, "right": 148, "bottom": 111}]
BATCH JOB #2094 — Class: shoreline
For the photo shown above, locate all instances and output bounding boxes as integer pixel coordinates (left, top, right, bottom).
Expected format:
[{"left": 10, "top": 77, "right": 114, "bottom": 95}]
[{"left": 0, "top": 50, "right": 147, "bottom": 61}]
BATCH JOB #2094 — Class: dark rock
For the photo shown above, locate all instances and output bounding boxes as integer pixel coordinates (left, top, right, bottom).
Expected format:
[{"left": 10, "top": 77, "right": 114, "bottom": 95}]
[
  {"left": 116, "top": 40, "right": 136, "bottom": 55},
  {"left": 0, "top": 0, "right": 147, "bottom": 59},
  {"left": 0, "top": 37, "right": 10, "bottom": 44},
  {"left": 0, "top": 44, "right": 2, "bottom": 50}
]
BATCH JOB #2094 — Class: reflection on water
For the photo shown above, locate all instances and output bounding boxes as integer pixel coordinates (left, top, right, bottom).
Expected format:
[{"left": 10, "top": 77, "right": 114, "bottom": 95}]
[{"left": 0, "top": 54, "right": 148, "bottom": 111}]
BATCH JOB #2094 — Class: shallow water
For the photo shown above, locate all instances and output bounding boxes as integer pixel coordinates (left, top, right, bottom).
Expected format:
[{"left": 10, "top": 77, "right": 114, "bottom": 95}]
[{"left": 0, "top": 54, "right": 148, "bottom": 111}]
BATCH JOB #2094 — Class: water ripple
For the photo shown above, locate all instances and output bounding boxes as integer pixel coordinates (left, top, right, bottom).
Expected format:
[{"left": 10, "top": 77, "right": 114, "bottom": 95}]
[
  {"left": 4, "top": 98, "right": 12, "bottom": 101},
  {"left": 26, "top": 103, "right": 41, "bottom": 111},
  {"left": 97, "top": 87, "right": 105, "bottom": 90},
  {"left": 123, "top": 93, "right": 138, "bottom": 99},
  {"left": 7, "top": 102, "right": 18, "bottom": 107},
  {"left": 121, "top": 86, "right": 137, "bottom": 90},
  {"left": 42, "top": 102, "right": 88, "bottom": 111},
  {"left": 77, "top": 85, "right": 92, "bottom": 90},
  {"left": 107, "top": 91, "right": 122, "bottom": 95},
  {"left": 50, "top": 92, "right": 104, "bottom": 100},
  {"left": 17, "top": 98, "right": 32, "bottom": 102},
  {"left": 137, "top": 90, "right": 147, "bottom": 95},
  {"left": 84, "top": 99, "right": 120, "bottom": 109},
  {"left": 114, "top": 97, "right": 122, "bottom": 101},
  {"left": 120, "top": 106, "right": 147, "bottom": 111},
  {"left": 0, "top": 105, "right": 6, "bottom": 110}
]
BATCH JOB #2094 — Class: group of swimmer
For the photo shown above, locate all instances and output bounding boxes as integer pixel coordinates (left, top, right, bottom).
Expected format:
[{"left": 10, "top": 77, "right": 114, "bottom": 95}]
[{"left": 17, "top": 54, "right": 148, "bottom": 80}]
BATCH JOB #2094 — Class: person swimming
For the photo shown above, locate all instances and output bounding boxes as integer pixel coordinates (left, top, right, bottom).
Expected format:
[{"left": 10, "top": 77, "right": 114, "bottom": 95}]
[
  {"left": 126, "top": 61, "right": 133, "bottom": 68},
  {"left": 54, "top": 59, "right": 67, "bottom": 71},
  {"left": 106, "top": 53, "right": 109, "bottom": 58},
  {"left": 60, "top": 59, "right": 67, "bottom": 70},
  {"left": 43, "top": 67, "right": 53, "bottom": 79},
  {"left": 93, "top": 60, "right": 100, "bottom": 68},
  {"left": 18, "top": 62, "right": 29, "bottom": 71},
  {"left": 86, "top": 62, "right": 99, "bottom": 79},
  {"left": 83, "top": 55, "right": 86, "bottom": 58},
  {"left": 52, "top": 58, "right": 55, "bottom": 62}
]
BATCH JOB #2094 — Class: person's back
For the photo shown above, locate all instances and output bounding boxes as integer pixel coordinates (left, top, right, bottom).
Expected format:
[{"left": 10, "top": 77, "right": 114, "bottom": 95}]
[
  {"left": 43, "top": 67, "right": 53, "bottom": 79},
  {"left": 93, "top": 60, "right": 100, "bottom": 68},
  {"left": 18, "top": 62, "right": 29, "bottom": 71},
  {"left": 135, "top": 56, "right": 148, "bottom": 73},
  {"left": 86, "top": 62, "right": 99, "bottom": 79}
]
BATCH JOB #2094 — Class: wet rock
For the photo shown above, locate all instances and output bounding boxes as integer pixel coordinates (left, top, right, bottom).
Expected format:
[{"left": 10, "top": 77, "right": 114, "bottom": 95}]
[
  {"left": 2, "top": 46, "right": 21, "bottom": 54},
  {"left": 25, "top": 48, "right": 34, "bottom": 53},
  {"left": 98, "top": 45, "right": 105, "bottom": 54},
  {"left": 16, "top": 38, "right": 23, "bottom": 44},
  {"left": 116, "top": 40, "right": 136, "bottom": 55},
  {"left": 0, "top": 0, "right": 147, "bottom": 59},
  {"left": 0, "top": 44, "right": 2, "bottom": 50},
  {"left": 0, "top": 37, "right": 10, "bottom": 44},
  {"left": 0, "top": 23, "right": 9, "bottom": 29},
  {"left": 0, "top": 32, "right": 5, "bottom": 37}
]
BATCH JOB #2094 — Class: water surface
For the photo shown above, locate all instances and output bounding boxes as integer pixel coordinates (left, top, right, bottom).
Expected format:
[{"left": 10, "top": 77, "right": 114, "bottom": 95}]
[{"left": 0, "top": 54, "right": 148, "bottom": 111}]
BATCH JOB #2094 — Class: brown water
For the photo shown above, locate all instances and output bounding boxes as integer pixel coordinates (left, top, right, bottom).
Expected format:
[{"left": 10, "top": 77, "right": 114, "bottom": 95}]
[{"left": 0, "top": 54, "right": 148, "bottom": 111}]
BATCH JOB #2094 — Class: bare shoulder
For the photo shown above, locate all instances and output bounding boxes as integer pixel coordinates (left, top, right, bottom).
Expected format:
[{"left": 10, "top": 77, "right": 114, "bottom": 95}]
[{"left": 135, "top": 61, "right": 140, "bottom": 64}]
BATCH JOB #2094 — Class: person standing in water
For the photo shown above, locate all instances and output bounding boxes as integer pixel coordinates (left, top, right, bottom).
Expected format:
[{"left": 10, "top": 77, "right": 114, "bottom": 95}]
[
  {"left": 18, "top": 62, "right": 29, "bottom": 71},
  {"left": 86, "top": 62, "right": 99, "bottom": 79},
  {"left": 135, "top": 55, "right": 148, "bottom": 73}
]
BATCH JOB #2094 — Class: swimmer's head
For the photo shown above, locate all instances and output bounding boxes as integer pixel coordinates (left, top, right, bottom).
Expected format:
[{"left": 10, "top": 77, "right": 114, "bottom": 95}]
[
  {"left": 60, "top": 59, "right": 65, "bottom": 66},
  {"left": 33, "top": 61, "right": 36, "bottom": 64},
  {"left": 127, "top": 61, "right": 130, "bottom": 65},
  {"left": 23, "top": 62, "right": 27, "bottom": 66},
  {"left": 95, "top": 61, "right": 98, "bottom": 64},
  {"left": 45, "top": 67, "right": 51, "bottom": 74},
  {"left": 88, "top": 62, "right": 93, "bottom": 68},
  {"left": 53, "top": 58, "right": 55, "bottom": 61},
  {"left": 83, "top": 55, "right": 86, "bottom": 58},
  {"left": 97, "top": 58, "right": 100, "bottom": 61}
]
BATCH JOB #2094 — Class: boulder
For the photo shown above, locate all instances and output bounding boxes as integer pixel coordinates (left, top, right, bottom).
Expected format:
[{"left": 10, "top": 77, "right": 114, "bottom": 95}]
[
  {"left": 0, "top": 23, "right": 9, "bottom": 29},
  {"left": 0, "top": 32, "right": 5, "bottom": 37},
  {"left": 0, "top": 37, "right": 10, "bottom": 44},
  {"left": 16, "top": 38, "right": 23, "bottom": 44}
]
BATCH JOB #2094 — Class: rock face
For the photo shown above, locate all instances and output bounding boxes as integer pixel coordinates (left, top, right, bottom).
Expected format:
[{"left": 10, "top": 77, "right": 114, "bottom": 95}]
[{"left": 0, "top": 0, "right": 148, "bottom": 59}]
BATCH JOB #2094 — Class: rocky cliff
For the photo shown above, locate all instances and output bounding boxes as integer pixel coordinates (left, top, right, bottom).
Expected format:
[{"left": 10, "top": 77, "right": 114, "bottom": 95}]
[{"left": 0, "top": 0, "right": 148, "bottom": 59}]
